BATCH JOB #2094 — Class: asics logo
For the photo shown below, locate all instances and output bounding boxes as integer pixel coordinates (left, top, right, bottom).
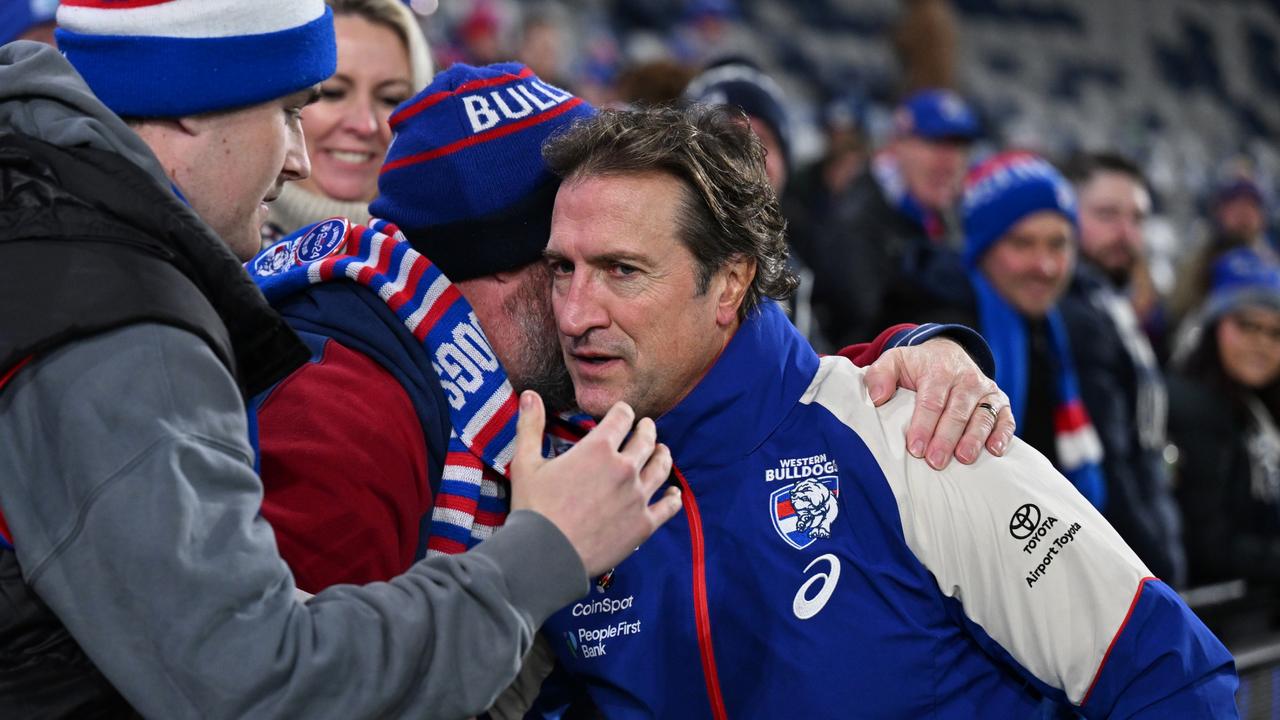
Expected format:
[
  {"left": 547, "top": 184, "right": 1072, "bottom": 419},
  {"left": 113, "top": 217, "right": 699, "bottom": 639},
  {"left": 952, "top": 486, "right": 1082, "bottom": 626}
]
[{"left": 793, "top": 553, "right": 841, "bottom": 620}]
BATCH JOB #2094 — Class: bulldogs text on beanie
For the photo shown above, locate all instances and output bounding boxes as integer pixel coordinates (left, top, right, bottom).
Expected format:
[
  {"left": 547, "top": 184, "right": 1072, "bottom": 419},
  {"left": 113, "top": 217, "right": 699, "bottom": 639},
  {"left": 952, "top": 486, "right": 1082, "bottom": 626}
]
[
  {"left": 56, "top": 0, "right": 336, "bottom": 118},
  {"left": 370, "top": 62, "right": 596, "bottom": 282},
  {"left": 962, "top": 151, "right": 1077, "bottom": 268}
]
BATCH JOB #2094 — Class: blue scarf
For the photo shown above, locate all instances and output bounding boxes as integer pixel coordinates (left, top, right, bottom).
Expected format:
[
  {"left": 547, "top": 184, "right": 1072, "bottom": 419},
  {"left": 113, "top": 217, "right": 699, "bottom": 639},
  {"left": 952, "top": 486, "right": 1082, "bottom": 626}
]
[{"left": 970, "top": 271, "right": 1107, "bottom": 509}]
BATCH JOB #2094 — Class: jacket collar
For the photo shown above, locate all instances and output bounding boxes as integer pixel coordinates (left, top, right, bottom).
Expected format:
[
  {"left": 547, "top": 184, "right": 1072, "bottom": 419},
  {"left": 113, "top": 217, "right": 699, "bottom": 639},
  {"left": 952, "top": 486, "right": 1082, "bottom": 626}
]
[{"left": 656, "top": 302, "right": 820, "bottom": 472}]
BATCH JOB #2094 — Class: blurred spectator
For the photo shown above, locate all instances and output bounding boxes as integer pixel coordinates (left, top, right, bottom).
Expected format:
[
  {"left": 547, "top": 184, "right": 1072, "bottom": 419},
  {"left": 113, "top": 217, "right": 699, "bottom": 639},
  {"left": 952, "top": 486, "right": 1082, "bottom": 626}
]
[
  {"left": 785, "top": 92, "right": 869, "bottom": 267},
  {"left": 1213, "top": 176, "right": 1272, "bottom": 250},
  {"left": 1169, "top": 249, "right": 1280, "bottom": 606},
  {"left": 516, "top": 3, "right": 572, "bottom": 89},
  {"left": 945, "top": 152, "right": 1107, "bottom": 508},
  {"left": 1169, "top": 175, "right": 1279, "bottom": 332},
  {"left": 685, "top": 60, "right": 791, "bottom": 191},
  {"left": 262, "top": 0, "right": 432, "bottom": 244},
  {"left": 0, "top": 0, "right": 56, "bottom": 46},
  {"left": 1059, "top": 152, "right": 1185, "bottom": 586},
  {"left": 668, "top": 0, "right": 756, "bottom": 67},
  {"left": 804, "top": 88, "right": 978, "bottom": 347},
  {"left": 614, "top": 58, "right": 695, "bottom": 107},
  {"left": 685, "top": 59, "right": 825, "bottom": 346},
  {"left": 457, "top": 0, "right": 506, "bottom": 66}
]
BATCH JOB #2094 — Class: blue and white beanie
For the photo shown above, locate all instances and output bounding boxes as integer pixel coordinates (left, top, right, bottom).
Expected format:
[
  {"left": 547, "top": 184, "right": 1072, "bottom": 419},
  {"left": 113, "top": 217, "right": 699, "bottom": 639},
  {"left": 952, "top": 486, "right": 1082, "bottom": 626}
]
[
  {"left": 56, "top": 0, "right": 336, "bottom": 118},
  {"left": 962, "top": 151, "right": 1077, "bottom": 268}
]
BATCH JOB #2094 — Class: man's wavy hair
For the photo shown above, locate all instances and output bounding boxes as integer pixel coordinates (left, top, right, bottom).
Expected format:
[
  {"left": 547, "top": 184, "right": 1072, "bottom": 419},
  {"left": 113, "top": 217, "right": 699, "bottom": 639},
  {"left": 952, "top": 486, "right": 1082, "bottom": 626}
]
[{"left": 542, "top": 104, "right": 798, "bottom": 320}]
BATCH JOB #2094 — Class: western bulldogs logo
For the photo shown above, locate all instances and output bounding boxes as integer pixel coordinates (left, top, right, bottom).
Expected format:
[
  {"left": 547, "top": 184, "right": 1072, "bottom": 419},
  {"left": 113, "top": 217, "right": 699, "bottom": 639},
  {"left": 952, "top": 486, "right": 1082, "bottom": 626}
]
[
  {"left": 252, "top": 240, "right": 296, "bottom": 277},
  {"left": 293, "top": 217, "right": 349, "bottom": 264},
  {"left": 771, "top": 477, "right": 840, "bottom": 549}
]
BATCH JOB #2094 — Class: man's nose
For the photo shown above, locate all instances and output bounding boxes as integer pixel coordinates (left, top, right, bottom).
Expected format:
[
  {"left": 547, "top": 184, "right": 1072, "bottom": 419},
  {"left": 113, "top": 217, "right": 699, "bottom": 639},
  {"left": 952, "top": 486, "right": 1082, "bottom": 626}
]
[
  {"left": 555, "top": 273, "right": 610, "bottom": 338},
  {"left": 284, "top": 125, "right": 311, "bottom": 182}
]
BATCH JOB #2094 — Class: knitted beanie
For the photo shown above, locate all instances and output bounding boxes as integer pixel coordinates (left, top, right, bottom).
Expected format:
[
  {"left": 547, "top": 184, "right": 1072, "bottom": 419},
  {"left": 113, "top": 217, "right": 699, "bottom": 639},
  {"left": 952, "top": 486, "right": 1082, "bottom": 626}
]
[
  {"left": 1, "top": 0, "right": 57, "bottom": 45},
  {"left": 684, "top": 61, "right": 792, "bottom": 170},
  {"left": 1203, "top": 247, "right": 1280, "bottom": 321},
  {"left": 962, "top": 151, "right": 1077, "bottom": 268},
  {"left": 55, "top": 0, "right": 336, "bottom": 117},
  {"left": 370, "top": 62, "right": 595, "bottom": 281}
]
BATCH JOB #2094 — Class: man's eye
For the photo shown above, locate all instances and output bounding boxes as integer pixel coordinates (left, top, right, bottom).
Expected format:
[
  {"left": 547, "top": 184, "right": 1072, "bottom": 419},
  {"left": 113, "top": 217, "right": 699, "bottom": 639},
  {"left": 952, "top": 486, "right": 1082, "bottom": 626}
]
[
  {"left": 611, "top": 263, "right": 637, "bottom": 276},
  {"left": 320, "top": 87, "right": 345, "bottom": 101},
  {"left": 548, "top": 259, "right": 573, "bottom": 275}
]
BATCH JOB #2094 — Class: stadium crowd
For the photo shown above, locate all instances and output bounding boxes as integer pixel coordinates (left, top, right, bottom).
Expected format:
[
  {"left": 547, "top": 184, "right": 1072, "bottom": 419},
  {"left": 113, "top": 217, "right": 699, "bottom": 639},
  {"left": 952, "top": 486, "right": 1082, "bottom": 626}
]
[{"left": 1, "top": 0, "right": 1277, "bottom": 717}]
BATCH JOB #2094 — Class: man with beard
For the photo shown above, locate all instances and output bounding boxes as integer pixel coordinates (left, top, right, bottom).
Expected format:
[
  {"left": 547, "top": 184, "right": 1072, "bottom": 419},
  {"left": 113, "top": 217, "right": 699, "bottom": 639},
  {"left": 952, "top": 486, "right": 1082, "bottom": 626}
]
[
  {"left": 1059, "top": 153, "right": 1186, "bottom": 586},
  {"left": 249, "top": 63, "right": 1014, "bottom": 591}
]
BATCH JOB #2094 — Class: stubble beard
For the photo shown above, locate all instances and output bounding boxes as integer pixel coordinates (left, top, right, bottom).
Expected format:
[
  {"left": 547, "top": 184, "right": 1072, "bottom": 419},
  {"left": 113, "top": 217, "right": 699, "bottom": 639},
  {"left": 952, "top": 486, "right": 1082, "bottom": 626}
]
[{"left": 505, "top": 267, "right": 577, "bottom": 413}]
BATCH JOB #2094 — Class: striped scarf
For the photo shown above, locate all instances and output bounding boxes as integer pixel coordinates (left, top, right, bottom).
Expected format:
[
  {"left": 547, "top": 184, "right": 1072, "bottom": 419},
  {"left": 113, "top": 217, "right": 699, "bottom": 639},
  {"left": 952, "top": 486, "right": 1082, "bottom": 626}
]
[
  {"left": 970, "top": 271, "right": 1107, "bottom": 509},
  {"left": 251, "top": 218, "right": 520, "bottom": 556}
]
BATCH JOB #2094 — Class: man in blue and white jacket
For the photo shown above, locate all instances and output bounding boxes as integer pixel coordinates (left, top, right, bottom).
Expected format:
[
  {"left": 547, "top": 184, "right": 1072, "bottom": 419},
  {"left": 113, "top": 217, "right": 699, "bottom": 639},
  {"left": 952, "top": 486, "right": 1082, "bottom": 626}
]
[{"left": 534, "top": 104, "right": 1238, "bottom": 717}]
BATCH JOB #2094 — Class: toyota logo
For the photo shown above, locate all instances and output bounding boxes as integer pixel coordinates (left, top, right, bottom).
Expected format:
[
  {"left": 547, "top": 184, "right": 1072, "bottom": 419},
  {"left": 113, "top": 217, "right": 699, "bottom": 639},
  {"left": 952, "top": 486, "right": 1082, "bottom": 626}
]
[{"left": 1009, "top": 503, "right": 1041, "bottom": 540}]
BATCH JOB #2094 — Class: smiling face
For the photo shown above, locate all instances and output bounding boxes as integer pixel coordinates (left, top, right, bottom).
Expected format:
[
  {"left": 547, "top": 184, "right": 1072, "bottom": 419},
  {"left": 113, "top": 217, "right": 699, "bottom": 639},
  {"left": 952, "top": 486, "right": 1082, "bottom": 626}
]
[
  {"left": 547, "top": 171, "right": 748, "bottom": 419},
  {"left": 295, "top": 14, "right": 412, "bottom": 203},
  {"left": 979, "top": 210, "right": 1076, "bottom": 318}
]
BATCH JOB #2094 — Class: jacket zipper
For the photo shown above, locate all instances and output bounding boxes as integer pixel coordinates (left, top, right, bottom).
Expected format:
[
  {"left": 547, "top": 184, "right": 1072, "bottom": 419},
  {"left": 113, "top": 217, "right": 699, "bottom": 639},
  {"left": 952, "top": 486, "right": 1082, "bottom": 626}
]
[{"left": 672, "top": 465, "right": 728, "bottom": 720}]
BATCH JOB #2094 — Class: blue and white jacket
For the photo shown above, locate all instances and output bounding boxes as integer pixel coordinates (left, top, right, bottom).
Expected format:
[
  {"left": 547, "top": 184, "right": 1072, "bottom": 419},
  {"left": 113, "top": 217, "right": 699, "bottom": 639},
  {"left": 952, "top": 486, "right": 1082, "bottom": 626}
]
[{"left": 541, "top": 302, "right": 1237, "bottom": 719}]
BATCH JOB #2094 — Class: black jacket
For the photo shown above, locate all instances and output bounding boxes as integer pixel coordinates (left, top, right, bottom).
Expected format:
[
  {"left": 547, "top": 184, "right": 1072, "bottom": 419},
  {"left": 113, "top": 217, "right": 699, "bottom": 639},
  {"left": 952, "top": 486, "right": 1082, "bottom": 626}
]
[
  {"left": 1059, "top": 264, "right": 1186, "bottom": 586},
  {"left": 801, "top": 169, "right": 970, "bottom": 347},
  {"left": 1168, "top": 371, "right": 1280, "bottom": 588}
]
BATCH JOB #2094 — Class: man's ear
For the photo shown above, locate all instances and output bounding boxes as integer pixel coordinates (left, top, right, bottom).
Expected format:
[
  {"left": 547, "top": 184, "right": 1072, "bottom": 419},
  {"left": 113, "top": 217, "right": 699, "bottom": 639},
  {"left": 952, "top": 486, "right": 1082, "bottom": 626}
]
[{"left": 715, "top": 255, "right": 756, "bottom": 327}]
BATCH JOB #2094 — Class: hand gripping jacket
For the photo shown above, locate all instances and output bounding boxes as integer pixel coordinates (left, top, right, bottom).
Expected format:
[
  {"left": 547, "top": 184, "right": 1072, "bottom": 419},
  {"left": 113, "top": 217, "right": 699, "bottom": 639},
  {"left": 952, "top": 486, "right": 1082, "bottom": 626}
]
[{"left": 541, "top": 302, "right": 1238, "bottom": 718}]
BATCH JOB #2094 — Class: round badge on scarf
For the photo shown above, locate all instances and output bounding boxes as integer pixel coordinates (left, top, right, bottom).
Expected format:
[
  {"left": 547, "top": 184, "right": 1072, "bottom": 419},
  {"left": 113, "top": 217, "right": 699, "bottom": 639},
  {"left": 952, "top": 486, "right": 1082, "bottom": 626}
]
[
  {"left": 252, "top": 240, "right": 296, "bottom": 277},
  {"left": 293, "top": 217, "right": 350, "bottom": 264}
]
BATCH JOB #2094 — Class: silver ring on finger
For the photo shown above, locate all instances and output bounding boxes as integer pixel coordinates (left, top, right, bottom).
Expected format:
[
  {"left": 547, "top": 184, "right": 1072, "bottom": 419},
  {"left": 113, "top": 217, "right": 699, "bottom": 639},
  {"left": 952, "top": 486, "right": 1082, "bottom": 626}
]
[{"left": 977, "top": 402, "right": 998, "bottom": 424}]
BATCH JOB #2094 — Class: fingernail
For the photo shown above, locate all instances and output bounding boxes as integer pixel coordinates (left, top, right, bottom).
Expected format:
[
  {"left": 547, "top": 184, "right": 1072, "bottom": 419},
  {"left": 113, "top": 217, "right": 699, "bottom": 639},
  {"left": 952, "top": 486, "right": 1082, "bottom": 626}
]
[
  {"left": 992, "top": 437, "right": 1007, "bottom": 455},
  {"left": 868, "top": 381, "right": 886, "bottom": 402},
  {"left": 909, "top": 439, "right": 925, "bottom": 458},
  {"left": 958, "top": 441, "right": 978, "bottom": 463},
  {"left": 927, "top": 449, "right": 946, "bottom": 469},
  {"left": 520, "top": 391, "right": 532, "bottom": 410}
]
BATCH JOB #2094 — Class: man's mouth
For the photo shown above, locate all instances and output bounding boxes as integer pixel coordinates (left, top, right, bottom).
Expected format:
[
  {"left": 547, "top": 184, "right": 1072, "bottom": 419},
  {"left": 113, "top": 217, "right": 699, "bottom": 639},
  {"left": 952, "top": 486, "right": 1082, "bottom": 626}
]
[{"left": 572, "top": 351, "right": 619, "bottom": 365}]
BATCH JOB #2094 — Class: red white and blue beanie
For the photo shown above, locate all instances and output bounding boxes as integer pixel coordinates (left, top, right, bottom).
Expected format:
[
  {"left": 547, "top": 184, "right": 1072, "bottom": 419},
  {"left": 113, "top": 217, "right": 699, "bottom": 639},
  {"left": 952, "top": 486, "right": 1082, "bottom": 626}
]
[
  {"left": 370, "top": 62, "right": 596, "bottom": 282},
  {"left": 961, "top": 150, "right": 1078, "bottom": 268},
  {"left": 55, "top": 0, "right": 336, "bottom": 118}
]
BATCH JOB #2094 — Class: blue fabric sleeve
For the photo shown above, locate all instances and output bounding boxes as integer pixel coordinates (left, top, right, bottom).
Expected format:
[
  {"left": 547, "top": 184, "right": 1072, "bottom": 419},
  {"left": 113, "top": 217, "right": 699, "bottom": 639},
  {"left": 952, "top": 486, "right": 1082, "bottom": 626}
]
[
  {"left": 885, "top": 322, "right": 996, "bottom": 379},
  {"left": 1080, "top": 579, "right": 1238, "bottom": 718}
]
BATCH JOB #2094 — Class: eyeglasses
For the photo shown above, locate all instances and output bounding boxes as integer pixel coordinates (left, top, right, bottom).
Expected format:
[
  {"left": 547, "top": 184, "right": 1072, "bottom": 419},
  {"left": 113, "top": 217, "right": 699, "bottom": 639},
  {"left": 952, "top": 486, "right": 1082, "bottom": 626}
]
[{"left": 1228, "top": 313, "right": 1280, "bottom": 343}]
